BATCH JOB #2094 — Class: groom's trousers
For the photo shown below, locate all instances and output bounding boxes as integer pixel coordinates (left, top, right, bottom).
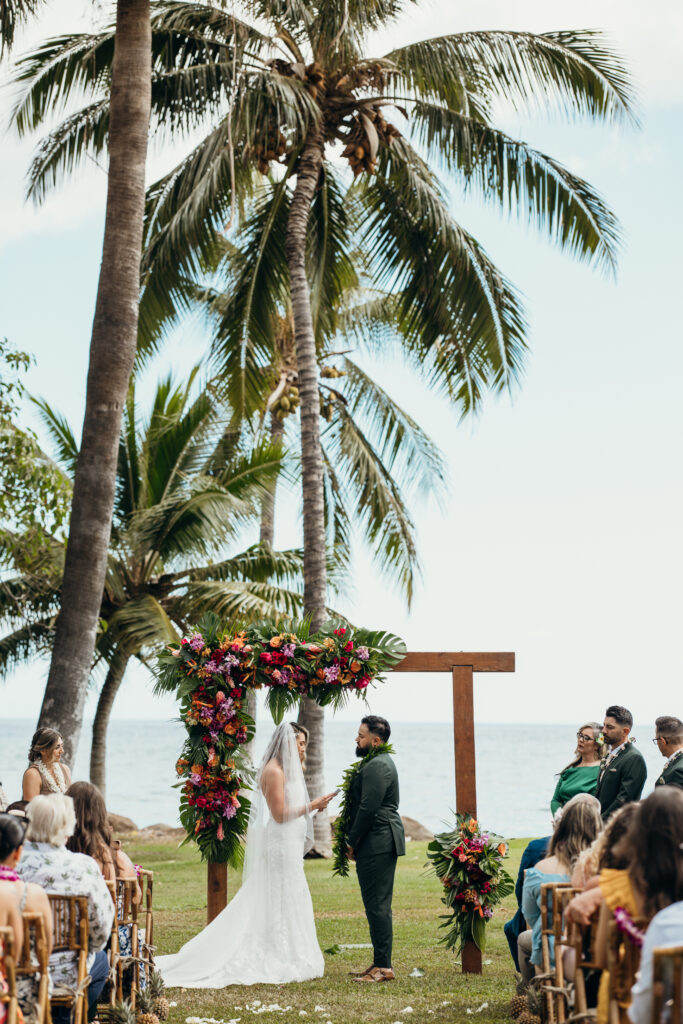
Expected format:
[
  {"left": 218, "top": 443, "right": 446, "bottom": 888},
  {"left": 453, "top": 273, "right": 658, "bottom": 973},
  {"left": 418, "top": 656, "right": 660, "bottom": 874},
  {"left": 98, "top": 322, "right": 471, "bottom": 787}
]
[{"left": 356, "top": 850, "right": 398, "bottom": 968}]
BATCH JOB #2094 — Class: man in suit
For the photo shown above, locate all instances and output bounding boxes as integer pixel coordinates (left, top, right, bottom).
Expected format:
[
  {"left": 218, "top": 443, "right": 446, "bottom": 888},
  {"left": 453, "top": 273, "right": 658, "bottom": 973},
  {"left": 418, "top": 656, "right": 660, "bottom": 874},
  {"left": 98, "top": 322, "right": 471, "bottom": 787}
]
[
  {"left": 654, "top": 715, "right": 683, "bottom": 788},
  {"left": 596, "top": 704, "right": 647, "bottom": 820},
  {"left": 346, "top": 715, "right": 405, "bottom": 983}
]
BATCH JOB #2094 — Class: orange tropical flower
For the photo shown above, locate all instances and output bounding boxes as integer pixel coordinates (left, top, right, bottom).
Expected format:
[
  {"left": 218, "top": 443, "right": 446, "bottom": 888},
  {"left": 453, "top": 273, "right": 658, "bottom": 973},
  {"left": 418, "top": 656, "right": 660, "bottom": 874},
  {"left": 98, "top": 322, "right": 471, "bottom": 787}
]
[{"left": 269, "top": 636, "right": 282, "bottom": 648}]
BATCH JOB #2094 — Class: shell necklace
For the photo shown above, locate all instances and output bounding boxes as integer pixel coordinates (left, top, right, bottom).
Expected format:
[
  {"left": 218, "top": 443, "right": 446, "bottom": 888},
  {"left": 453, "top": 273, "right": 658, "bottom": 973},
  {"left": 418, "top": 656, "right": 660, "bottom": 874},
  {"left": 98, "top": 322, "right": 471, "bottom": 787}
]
[{"left": 33, "top": 758, "right": 67, "bottom": 793}]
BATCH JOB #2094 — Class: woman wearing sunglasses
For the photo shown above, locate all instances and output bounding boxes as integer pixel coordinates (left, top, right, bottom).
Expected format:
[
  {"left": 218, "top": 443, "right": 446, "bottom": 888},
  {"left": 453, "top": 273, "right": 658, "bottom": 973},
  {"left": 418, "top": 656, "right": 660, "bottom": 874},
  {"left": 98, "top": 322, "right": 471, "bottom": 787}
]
[{"left": 550, "top": 723, "right": 607, "bottom": 817}]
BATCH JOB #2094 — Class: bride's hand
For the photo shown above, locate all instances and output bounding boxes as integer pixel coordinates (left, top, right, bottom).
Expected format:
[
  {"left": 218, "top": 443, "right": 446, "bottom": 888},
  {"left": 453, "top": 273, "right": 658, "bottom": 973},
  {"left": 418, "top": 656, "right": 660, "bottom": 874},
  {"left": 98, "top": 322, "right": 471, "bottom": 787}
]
[{"left": 309, "top": 792, "right": 336, "bottom": 812}]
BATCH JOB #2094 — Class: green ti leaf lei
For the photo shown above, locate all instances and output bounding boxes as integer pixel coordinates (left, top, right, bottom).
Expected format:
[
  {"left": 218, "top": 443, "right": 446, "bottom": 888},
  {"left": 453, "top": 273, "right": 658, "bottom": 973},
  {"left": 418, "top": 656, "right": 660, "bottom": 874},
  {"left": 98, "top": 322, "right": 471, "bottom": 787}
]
[{"left": 331, "top": 742, "right": 395, "bottom": 877}]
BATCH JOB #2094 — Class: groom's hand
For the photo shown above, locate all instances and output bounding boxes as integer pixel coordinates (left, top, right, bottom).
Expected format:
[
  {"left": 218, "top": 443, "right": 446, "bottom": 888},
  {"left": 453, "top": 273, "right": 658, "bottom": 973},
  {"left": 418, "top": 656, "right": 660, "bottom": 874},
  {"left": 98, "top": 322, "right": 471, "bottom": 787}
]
[{"left": 347, "top": 845, "right": 355, "bottom": 861}]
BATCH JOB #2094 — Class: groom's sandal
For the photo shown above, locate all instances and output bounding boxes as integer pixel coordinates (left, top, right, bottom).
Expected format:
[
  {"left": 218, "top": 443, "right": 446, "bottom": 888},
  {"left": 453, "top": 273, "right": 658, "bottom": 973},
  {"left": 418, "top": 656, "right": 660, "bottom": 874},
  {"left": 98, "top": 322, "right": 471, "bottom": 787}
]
[
  {"left": 354, "top": 967, "right": 395, "bottom": 982},
  {"left": 348, "top": 965, "right": 375, "bottom": 977}
]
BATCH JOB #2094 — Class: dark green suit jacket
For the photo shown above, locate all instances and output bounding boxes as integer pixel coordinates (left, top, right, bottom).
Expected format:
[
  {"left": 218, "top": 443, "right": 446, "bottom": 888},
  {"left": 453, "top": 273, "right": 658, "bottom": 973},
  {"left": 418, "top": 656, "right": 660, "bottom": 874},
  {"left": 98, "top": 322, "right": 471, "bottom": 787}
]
[
  {"left": 347, "top": 752, "right": 406, "bottom": 859},
  {"left": 595, "top": 742, "right": 647, "bottom": 820},
  {"left": 656, "top": 751, "right": 683, "bottom": 789}
]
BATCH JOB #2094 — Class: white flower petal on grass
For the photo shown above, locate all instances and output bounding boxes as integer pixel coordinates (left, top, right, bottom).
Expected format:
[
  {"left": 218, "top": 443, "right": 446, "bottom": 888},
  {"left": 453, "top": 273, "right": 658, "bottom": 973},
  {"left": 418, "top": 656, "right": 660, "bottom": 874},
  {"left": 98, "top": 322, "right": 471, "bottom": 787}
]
[
  {"left": 169, "top": 1003, "right": 178, "bottom": 1009},
  {"left": 401, "top": 1009, "right": 414, "bottom": 1014},
  {"left": 299, "top": 1014, "right": 307, "bottom": 1018}
]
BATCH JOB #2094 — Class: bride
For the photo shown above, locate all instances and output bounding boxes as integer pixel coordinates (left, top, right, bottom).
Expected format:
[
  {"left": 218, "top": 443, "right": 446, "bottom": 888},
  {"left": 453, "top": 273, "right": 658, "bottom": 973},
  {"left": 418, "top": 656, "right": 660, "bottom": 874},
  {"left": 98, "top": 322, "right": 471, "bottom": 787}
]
[{"left": 157, "top": 721, "right": 336, "bottom": 987}]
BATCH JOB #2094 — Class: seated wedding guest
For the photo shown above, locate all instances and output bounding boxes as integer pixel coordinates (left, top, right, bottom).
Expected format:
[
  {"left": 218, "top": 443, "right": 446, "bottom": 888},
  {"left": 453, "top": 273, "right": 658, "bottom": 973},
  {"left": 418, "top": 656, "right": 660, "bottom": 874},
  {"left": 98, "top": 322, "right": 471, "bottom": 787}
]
[
  {"left": 0, "top": 817, "right": 25, "bottom": 1024},
  {"left": 595, "top": 706, "right": 647, "bottom": 821},
  {"left": 551, "top": 722, "right": 606, "bottom": 816},
  {"left": 566, "top": 786, "right": 683, "bottom": 1024},
  {"left": 518, "top": 794, "right": 602, "bottom": 983},
  {"left": 16, "top": 795, "right": 114, "bottom": 1024},
  {"left": 0, "top": 814, "right": 53, "bottom": 1024},
  {"left": 628, "top": 899, "right": 683, "bottom": 1024},
  {"left": 653, "top": 715, "right": 683, "bottom": 789},
  {"left": 571, "top": 802, "right": 638, "bottom": 889},
  {"left": 503, "top": 836, "right": 550, "bottom": 970},
  {"left": 22, "top": 730, "right": 71, "bottom": 802},
  {"left": 66, "top": 782, "right": 140, "bottom": 896},
  {"left": 4, "top": 803, "right": 28, "bottom": 820}
]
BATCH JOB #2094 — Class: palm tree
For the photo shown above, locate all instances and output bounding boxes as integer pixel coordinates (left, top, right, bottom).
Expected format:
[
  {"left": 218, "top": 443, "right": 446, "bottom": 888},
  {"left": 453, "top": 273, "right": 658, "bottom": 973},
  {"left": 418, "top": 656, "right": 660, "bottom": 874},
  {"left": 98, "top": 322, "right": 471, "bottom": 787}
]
[
  {"left": 0, "top": 368, "right": 312, "bottom": 797},
  {"left": 3, "top": 0, "right": 153, "bottom": 767},
  {"left": 13, "top": 0, "right": 635, "bottom": 812}
]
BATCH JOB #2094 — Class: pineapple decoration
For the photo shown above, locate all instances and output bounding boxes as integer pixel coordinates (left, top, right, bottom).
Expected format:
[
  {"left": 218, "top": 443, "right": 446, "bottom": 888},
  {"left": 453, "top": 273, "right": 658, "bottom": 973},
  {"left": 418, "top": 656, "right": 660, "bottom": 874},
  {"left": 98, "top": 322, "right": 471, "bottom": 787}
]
[
  {"left": 515, "top": 982, "right": 543, "bottom": 1024},
  {"left": 148, "top": 972, "right": 170, "bottom": 1022},
  {"left": 135, "top": 988, "right": 160, "bottom": 1024},
  {"left": 509, "top": 973, "right": 530, "bottom": 1019},
  {"left": 102, "top": 1001, "right": 137, "bottom": 1024}
]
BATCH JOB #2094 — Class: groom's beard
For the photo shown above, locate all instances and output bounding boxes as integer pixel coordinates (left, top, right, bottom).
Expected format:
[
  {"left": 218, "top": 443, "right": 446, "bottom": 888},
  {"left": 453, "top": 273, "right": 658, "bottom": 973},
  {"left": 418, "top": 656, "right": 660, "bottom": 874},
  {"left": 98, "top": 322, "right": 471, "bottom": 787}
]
[{"left": 355, "top": 744, "right": 366, "bottom": 757}]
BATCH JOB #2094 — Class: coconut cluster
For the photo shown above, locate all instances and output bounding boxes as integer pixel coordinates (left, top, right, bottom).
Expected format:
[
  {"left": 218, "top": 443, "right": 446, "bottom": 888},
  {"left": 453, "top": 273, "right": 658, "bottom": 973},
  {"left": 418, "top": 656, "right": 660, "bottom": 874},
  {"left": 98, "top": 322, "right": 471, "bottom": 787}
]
[
  {"left": 341, "top": 108, "right": 400, "bottom": 177},
  {"left": 271, "top": 383, "right": 300, "bottom": 421}
]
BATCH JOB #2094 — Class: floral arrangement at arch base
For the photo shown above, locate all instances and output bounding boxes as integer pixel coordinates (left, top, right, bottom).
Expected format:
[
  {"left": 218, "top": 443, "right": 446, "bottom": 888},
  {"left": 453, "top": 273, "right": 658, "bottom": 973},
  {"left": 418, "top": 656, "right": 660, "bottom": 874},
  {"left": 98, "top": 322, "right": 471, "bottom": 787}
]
[
  {"left": 156, "top": 612, "right": 405, "bottom": 865},
  {"left": 427, "top": 813, "right": 514, "bottom": 954}
]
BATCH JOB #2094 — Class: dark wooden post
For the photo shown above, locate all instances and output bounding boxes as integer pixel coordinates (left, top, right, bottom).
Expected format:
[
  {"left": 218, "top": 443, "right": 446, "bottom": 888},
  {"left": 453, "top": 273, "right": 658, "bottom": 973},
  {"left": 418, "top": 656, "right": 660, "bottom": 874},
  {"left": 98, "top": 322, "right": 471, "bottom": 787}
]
[
  {"left": 393, "top": 651, "right": 515, "bottom": 976},
  {"left": 207, "top": 862, "right": 227, "bottom": 923},
  {"left": 452, "top": 665, "right": 482, "bottom": 975},
  {"left": 452, "top": 665, "right": 477, "bottom": 815}
]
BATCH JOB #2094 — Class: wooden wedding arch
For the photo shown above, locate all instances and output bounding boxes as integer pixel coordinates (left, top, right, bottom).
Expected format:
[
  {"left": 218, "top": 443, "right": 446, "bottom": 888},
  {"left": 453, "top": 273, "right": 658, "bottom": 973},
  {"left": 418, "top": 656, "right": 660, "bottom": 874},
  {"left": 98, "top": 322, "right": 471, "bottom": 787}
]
[{"left": 207, "top": 649, "right": 515, "bottom": 975}]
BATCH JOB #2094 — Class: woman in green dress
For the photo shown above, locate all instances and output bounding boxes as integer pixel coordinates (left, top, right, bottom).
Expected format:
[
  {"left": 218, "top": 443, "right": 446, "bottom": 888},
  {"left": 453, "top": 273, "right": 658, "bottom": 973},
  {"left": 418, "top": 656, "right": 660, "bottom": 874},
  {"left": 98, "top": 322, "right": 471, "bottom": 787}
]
[{"left": 550, "top": 722, "right": 606, "bottom": 816}]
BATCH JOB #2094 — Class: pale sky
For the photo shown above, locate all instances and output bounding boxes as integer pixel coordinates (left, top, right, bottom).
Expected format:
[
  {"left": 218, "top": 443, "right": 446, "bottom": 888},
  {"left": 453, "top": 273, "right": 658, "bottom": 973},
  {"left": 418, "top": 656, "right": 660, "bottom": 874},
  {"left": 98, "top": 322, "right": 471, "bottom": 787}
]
[{"left": 0, "top": 0, "right": 682, "bottom": 731}]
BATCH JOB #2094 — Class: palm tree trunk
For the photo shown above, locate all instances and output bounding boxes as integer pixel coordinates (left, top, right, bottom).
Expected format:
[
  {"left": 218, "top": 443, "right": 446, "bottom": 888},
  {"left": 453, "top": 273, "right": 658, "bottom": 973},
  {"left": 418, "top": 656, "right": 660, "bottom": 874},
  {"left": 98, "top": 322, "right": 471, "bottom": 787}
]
[
  {"left": 259, "top": 409, "right": 285, "bottom": 547},
  {"left": 36, "top": 0, "right": 151, "bottom": 765},
  {"left": 285, "top": 129, "right": 331, "bottom": 854},
  {"left": 243, "top": 410, "right": 287, "bottom": 763},
  {"left": 90, "top": 650, "right": 129, "bottom": 798}
]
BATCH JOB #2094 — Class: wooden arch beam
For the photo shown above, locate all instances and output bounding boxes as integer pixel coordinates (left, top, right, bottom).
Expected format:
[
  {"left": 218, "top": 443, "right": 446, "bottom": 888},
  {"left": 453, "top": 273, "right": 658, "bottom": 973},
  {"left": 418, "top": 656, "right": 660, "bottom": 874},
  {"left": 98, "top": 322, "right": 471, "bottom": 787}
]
[{"left": 392, "top": 650, "right": 515, "bottom": 973}]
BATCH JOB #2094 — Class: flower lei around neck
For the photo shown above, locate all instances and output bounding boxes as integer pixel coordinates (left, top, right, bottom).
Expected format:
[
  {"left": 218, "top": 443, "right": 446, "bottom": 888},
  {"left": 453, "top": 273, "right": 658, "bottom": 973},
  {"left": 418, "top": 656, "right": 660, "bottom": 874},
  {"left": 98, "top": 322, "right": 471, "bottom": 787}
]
[
  {"left": 33, "top": 758, "right": 67, "bottom": 793},
  {"left": 331, "top": 742, "right": 394, "bottom": 877},
  {"left": 613, "top": 906, "right": 645, "bottom": 948},
  {"left": 0, "top": 866, "right": 20, "bottom": 883}
]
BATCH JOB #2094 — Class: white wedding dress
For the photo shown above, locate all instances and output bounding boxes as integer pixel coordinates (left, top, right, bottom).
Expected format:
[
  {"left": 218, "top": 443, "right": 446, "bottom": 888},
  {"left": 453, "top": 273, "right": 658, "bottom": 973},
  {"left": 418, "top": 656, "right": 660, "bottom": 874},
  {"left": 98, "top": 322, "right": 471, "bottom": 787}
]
[{"left": 156, "top": 724, "right": 325, "bottom": 987}]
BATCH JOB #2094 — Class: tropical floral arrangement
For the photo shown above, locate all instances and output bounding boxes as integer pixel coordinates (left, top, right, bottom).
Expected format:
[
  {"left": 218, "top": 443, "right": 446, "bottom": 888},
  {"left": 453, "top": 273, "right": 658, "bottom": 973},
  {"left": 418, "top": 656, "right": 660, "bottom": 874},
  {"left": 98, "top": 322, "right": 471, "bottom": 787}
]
[
  {"left": 156, "top": 612, "right": 405, "bottom": 864},
  {"left": 427, "top": 813, "right": 514, "bottom": 953}
]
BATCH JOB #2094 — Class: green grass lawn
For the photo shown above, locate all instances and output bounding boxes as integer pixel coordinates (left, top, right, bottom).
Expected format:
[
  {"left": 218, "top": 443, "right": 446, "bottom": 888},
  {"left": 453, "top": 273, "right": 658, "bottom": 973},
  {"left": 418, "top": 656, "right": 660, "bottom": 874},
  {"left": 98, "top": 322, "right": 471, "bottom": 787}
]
[{"left": 124, "top": 837, "right": 531, "bottom": 1024}]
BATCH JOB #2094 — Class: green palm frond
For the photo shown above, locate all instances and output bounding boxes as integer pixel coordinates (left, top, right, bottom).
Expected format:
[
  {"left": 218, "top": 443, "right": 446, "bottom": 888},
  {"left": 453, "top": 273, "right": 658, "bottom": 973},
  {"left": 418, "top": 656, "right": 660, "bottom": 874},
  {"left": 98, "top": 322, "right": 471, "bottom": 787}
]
[
  {"left": 101, "top": 595, "right": 177, "bottom": 656},
  {"left": 383, "top": 30, "right": 637, "bottom": 124},
  {"left": 207, "top": 178, "right": 291, "bottom": 418},
  {"left": 410, "top": 102, "right": 620, "bottom": 273},
  {"left": 31, "top": 396, "right": 79, "bottom": 474},
  {"left": 184, "top": 543, "right": 304, "bottom": 585},
  {"left": 359, "top": 137, "right": 527, "bottom": 408},
  {"left": 0, "top": 0, "right": 47, "bottom": 55},
  {"left": 178, "top": 578, "right": 304, "bottom": 622},
  {"left": 307, "top": 167, "right": 358, "bottom": 342},
  {"left": 339, "top": 357, "right": 446, "bottom": 498},
  {"left": 11, "top": 31, "right": 115, "bottom": 136},
  {"left": 324, "top": 402, "right": 420, "bottom": 604},
  {"left": 25, "top": 100, "right": 109, "bottom": 204},
  {"left": 0, "top": 620, "right": 53, "bottom": 674}
]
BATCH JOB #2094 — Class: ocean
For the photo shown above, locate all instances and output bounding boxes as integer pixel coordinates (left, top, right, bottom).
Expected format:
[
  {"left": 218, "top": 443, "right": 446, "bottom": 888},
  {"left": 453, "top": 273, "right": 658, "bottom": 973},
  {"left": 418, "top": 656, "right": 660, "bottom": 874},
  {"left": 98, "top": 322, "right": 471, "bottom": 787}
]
[{"left": 0, "top": 719, "right": 665, "bottom": 838}]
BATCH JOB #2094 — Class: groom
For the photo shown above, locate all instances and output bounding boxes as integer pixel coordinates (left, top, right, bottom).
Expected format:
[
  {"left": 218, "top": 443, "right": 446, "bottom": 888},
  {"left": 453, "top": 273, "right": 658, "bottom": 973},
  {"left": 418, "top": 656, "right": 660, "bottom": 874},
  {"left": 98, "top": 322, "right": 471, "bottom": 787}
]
[{"left": 346, "top": 715, "right": 405, "bottom": 983}]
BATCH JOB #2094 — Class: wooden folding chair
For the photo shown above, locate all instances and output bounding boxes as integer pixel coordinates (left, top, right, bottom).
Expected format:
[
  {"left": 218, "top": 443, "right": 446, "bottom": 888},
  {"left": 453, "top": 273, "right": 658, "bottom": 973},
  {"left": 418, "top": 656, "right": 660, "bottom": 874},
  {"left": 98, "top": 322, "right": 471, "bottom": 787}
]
[
  {"left": 137, "top": 870, "right": 154, "bottom": 976},
  {"left": 606, "top": 915, "right": 646, "bottom": 1024},
  {"left": 652, "top": 945, "right": 683, "bottom": 1024},
  {"left": 114, "top": 879, "right": 140, "bottom": 1007},
  {"left": 0, "top": 926, "right": 19, "bottom": 1024},
  {"left": 48, "top": 894, "right": 90, "bottom": 1024},
  {"left": 96, "top": 880, "right": 119, "bottom": 1011},
  {"left": 539, "top": 882, "right": 574, "bottom": 1023},
  {"left": 568, "top": 911, "right": 602, "bottom": 1022},
  {"left": 16, "top": 912, "right": 49, "bottom": 1024}
]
